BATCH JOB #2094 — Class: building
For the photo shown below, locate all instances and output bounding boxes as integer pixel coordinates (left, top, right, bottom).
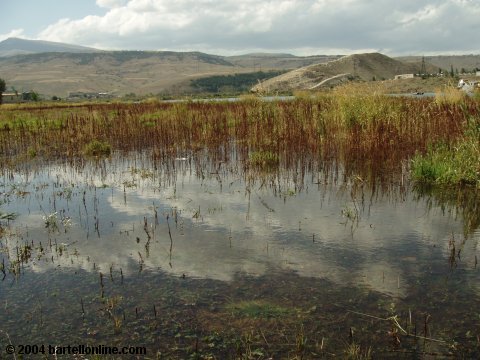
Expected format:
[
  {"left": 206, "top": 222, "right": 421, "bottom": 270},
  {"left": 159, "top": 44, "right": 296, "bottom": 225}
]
[
  {"left": 1, "top": 92, "right": 22, "bottom": 103},
  {"left": 1, "top": 91, "right": 38, "bottom": 103},
  {"left": 394, "top": 74, "right": 415, "bottom": 80}
]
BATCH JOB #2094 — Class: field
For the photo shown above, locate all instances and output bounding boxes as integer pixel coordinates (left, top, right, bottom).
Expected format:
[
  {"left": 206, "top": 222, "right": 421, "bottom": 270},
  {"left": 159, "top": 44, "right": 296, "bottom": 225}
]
[{"left": 0, "top": 90, "right": 480, "bottom": 358}]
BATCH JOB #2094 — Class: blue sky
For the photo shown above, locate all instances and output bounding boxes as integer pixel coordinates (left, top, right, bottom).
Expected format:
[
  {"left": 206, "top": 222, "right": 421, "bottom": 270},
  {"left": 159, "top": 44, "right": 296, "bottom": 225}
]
[
  {"left": 0, "top": 1, "right": 104, "bottom": 36},
  {"left": 1, "top": 0, "right": 479, "bottom": 56}
]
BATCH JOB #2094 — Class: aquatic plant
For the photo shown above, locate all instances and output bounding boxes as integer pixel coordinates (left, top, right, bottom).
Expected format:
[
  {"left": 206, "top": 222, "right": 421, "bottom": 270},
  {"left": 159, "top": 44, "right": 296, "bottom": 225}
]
[
  {"left": 412, "top": 105, "right": 480, "bottom": 187},
  {"left": 0, "top": 91, "right": 477, "bottom": 189},
  {"left": 248, "top": 150, "right": 279, "bottom": 168},
  {"left": 83, "top": 139, "right": 112, "bottom": 157},
  {"left": 42, "top": 211, "right": 73, "bottom": 232},
  {"left": 0, "top": 212, "right": 17, "bottom": 221}
]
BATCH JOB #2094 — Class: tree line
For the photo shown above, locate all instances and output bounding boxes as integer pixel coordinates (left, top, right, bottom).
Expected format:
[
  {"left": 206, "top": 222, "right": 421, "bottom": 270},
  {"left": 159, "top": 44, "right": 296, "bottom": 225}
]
[{"left": 191, "top": 70, "right": 286, "bottom": 94}]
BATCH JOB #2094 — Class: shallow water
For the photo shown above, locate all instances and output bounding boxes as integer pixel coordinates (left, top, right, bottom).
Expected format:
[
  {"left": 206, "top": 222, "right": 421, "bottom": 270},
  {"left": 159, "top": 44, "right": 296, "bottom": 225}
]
[{"left": 1, "top": 151, "right": 479, "bottom": 358}]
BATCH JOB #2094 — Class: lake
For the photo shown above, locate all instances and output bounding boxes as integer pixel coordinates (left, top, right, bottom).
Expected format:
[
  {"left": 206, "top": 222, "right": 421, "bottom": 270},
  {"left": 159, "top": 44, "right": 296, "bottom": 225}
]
[{"left": 1, "top": 148, "right": 479, "bottom": 358}]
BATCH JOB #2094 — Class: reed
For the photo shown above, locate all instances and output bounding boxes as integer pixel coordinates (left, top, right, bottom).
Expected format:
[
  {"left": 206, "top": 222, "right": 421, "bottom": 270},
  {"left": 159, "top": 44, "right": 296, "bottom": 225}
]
[
  {"left": 434, "top": 84, "right": 467, "bottom": 106},
  {"left": 0, "top": 92, "right": 477, "bottom": 188}
]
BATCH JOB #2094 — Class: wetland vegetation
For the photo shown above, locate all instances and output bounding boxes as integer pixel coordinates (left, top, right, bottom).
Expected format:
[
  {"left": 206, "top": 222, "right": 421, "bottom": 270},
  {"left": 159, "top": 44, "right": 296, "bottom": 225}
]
[{"left": 0, "top": 87, "right": 480, "bottom": 358}]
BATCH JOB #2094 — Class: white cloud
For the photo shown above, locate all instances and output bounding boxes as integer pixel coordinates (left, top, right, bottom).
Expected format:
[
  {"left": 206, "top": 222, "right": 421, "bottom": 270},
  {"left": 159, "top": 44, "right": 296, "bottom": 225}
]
[
  {"left": 310, "top": 0, "right": 356, "bottom": 13},
  {"left": 398, "top": 4, "right": 441, "bottom": 26},
  {"left": 96, "top": 0, "right": 127, "bottom": 8},
  {"left": 0, "top": 28, "right": 27, "bottom": 42},
  {"left": 32, "top": 0, "right": 480, "bottom": 55}
]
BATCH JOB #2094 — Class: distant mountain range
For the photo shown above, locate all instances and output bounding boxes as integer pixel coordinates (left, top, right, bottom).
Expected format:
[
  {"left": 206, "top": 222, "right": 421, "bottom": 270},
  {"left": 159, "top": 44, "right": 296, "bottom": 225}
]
[
  {"left": 0, "top": 38, "right": 340, "bottom": 96},
  {"left": 0, "top": 38, "right": 479, "bottom": 97},
  {"left": 0, "top": 37, "right": 99, "bottom": 57}
]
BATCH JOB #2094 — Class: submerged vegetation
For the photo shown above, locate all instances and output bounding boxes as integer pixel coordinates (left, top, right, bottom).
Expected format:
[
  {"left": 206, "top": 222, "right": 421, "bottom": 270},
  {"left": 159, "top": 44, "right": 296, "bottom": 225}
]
[{"left": 227, "top": 300, "right": 292, "bottom": 319}]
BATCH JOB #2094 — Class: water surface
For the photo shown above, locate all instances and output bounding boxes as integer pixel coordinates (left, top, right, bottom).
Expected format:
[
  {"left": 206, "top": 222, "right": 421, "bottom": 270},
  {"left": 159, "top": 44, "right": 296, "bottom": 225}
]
[{"left": 1, "top": 151, "right": 479, "bottom": 358}]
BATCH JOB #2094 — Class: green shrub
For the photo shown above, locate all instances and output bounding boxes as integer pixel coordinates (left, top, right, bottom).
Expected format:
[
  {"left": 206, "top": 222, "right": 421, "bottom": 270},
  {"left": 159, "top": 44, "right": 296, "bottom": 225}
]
[
  {"left": 83, "top": 139, "right": 112, "bottom": 157},
  {"left": 249, "top": 150, "right": 279, "bottom": 167},
  {"left": 412, "top": 141, "right": 480, "bottom": 186}
]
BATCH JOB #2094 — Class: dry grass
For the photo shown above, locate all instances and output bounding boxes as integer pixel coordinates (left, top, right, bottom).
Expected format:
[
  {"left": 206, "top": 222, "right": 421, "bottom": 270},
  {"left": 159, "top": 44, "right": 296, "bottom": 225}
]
[{"left": 434, "top": 84, "right": 467, "bottom": 105}]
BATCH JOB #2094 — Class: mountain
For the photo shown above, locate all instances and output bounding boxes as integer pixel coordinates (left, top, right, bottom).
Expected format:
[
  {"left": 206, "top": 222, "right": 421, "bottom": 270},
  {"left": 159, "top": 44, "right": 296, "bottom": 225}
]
[
  {"left": 252, "top": 53, "right": 437, "bottom": 92},
  {"left": 0, "top": 37, "right": 99, "bottom": 57},
  {"left": 0, "top": 49, "right": 339, "bottom": 97},
  {"left": 0, "top": 51, "right": 234, "bottom": 96},
  {"left": 1, "top": 37, "right": 478, "bottom": 97}
]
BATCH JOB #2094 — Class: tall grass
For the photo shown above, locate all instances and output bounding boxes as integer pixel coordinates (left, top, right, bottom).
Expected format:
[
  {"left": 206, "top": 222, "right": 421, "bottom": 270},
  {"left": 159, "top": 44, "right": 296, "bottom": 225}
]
[
  {"left": 434, "top": 85, "right": 467, "bottom": 106},
  {"left": 0, "top": 91, "right": 478, "bottom": 187}
]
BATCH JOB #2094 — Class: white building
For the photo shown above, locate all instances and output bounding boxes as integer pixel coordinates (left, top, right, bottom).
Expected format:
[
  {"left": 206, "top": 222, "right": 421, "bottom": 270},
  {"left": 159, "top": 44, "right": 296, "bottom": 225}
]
[{"left": 394, "top": 74, "right": 415, "bottom": 80}]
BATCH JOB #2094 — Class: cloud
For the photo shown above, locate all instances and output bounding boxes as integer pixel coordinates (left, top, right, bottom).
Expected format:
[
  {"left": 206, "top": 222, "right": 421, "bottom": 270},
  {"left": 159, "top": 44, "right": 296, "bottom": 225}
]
[
  {"left": 34, "top": 0, "right": 480, "bottom": 55},
  {"left": 96, "top": 0, "right": 127, "bottom": 8},
  {"left": 0, "top": 28, "right": 27, "bottom": 42},
  {"left": 397, "top": 4, "right": 442, "bottom": 26}
]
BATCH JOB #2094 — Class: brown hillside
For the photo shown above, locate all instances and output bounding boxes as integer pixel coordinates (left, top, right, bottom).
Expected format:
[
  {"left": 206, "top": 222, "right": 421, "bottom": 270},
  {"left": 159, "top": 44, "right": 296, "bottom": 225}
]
[
  {"left": 252, "top": 53, "right": 435, "bottom": 93},
  {"left": 0, "top": 52, "right": 239, "bottom": 97},
  {"left": 0, "top": 51, "right": 340, "bottom": 97}
]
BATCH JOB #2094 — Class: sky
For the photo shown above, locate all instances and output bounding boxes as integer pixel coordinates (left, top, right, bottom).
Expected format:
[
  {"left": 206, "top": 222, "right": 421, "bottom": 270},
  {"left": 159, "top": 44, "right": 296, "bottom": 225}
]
[{"left": 0, "top": 0, "right": 479, "bottom": 56}]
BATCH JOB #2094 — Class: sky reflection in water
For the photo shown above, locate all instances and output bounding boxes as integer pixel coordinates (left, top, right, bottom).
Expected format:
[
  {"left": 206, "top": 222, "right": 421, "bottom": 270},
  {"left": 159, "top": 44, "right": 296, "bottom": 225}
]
[{"left": 2, "top": 152, "right": 477, "bottom": 300}]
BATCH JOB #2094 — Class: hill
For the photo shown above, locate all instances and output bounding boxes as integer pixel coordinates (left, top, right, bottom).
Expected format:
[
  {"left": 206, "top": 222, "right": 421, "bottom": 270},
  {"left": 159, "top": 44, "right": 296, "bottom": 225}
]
[
  {"left": 0, "top": 48, "right": 339, "bottom": 97},
  {"left": 0, "top": 51, "right": 235, "bottom": 97},
  {"left": 5, "top": 38, "right": 474, "bottom": 97},
  {"left": 252, "top": 53, "right": 437, "bottom": 93},
  {"left": 0, "top": 37, "right": 99, "bottom": 57}
]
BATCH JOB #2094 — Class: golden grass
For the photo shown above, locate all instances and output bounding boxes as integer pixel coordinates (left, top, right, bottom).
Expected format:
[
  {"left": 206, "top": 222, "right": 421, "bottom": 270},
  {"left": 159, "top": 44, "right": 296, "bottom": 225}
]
[{"left": 434, "top": 84, "right": 467, "bottom": 105}]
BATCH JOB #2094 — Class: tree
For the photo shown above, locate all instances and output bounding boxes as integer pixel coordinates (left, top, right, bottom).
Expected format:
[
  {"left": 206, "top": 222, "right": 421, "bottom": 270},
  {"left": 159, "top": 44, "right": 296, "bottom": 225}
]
[{"left": 0, "top": 78, "right": 5, "bottom": 105}]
